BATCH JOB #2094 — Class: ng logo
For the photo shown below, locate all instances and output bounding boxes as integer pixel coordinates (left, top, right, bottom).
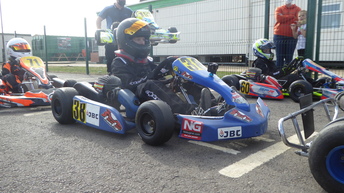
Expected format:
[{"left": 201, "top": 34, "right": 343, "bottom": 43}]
[
  {"left": 181, "top": 118, "right": 203, "bottom": 140},
  {"left": 183, "top": 118, "right": 203, "bottom": 132}
]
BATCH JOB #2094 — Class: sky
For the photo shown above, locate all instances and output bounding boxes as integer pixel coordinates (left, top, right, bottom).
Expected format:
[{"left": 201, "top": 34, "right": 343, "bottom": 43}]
[{"left": 1, "top": 0, "right": 140, "bottom": 37}]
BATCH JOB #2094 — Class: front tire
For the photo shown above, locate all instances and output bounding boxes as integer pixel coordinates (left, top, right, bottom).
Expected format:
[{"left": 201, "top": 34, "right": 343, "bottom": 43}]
[
  {"left": 288, "top": 80, "right": 313, "bottom": 102},
  {"left": 51, "top": 87, "right": 78, "bottom": 124},
  {"left": 222, "top": 75, "right": 240, "bottom": 90},
  {"left": 135, "top": 100, "right": 175, "bottom": 146},
  {"left": 308, "top": 122, "right": 344, "bottom": 193}
]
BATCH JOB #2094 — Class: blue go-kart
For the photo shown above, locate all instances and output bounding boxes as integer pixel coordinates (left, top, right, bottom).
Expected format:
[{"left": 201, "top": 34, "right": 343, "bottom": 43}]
[{"left": 51, "top": 56, "right": 270, "bottom": 146}]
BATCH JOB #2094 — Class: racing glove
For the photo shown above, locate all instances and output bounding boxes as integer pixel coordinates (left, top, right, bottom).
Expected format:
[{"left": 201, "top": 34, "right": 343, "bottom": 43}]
[{"left": 281, "top": 65, "right": 296, "bottom": 76}]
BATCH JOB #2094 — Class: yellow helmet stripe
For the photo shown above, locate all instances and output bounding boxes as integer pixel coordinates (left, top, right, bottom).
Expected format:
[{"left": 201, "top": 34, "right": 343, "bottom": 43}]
[{"left": 124, "top": 20, "right": 147, "bottom": 35}]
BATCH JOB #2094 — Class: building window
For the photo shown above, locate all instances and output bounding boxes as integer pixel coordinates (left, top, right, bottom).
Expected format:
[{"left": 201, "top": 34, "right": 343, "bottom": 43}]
[{"left": 321, "top": 3, "right": 341, "bottom": 29}]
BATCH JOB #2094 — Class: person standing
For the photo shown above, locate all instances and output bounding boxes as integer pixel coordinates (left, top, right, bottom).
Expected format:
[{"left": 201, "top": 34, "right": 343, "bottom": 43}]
[
  {"left": 96, "top": 0, "right": 133, "bottom": 74},
  {"left": 273, "top": 0, "right": 301, "bottom": 68},
  {"left": 291, "top": 10, "right": 307, "bottom": 57}
]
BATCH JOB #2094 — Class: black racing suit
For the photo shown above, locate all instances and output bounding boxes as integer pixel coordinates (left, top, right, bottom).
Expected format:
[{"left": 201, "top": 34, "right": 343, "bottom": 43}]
[
  {"left": 252, "top": 57, "right": 300, "bottom": 89},
  {"left": 111, "top": 50, "right": 193, "bottom": 114}
]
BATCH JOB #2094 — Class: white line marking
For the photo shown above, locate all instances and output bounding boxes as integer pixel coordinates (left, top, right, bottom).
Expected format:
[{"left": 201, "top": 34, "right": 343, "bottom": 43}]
[
  {"left": 24, "top": 111, "right": 49, "bottom": 117},
  {"left": 188, "top": 141, "right": 241, "bottom": 155},
  {"left": 219, "top": 133, "right": 315, "bottom": 178}
]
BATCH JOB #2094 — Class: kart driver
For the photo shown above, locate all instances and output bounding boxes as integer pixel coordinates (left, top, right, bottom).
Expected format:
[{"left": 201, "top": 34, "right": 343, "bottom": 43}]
[
  {"left": 252, "top": 38, "right": 299, "bottom": 88},
  {"left": 111, "top": 18, "right": 200, "bottom": 114},
  {"left": 1, "top": 38, "right": 31, "bottom": 93}
]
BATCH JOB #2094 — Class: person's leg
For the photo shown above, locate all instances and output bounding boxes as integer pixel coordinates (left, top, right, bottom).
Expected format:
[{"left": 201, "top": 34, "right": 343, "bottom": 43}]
[
  {"left": 274, "top": 35, "right": 285, "bottom": 68},
  {"left": 136, "top": 80, "right": 190, "bottom": 114},
  {"left": 105, "top": 44, "right": 116, "bottom": 74},
  {"left": 3, "top": 74, "right": 21, "bottom": 92},
  {"left": 285, "top": 36, "right": 297, "bottom": 64},
  {"left": 298, "top": 49, "right": 305, "bottom": 57}
]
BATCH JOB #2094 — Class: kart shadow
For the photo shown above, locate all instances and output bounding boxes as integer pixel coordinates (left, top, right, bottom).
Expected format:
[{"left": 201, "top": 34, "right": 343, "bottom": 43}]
[
  {"left": 139, "top": 130, "right": 277, "bottom": 171},
  {"left": 49, "top": 122, "right": 138, "bottom": 149},
  {"left": 0, "top": 106, "right": 52, "bottom": 114}
]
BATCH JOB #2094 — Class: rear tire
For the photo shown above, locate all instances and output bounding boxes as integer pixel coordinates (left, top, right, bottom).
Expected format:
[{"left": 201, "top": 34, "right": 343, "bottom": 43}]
[
  {"left": 289, "top": 80, "right": 313, "bottom": 102},
  {"left": 308, "top": 122, "right": 344, "bottom": 193},
  {"left": 222, "top": 75, "right": 240, "bottom": 90},
  {"left": 135, "top": 100, "right": 175, "bottom": 146},
  {"left": 63, "top": 80, "right": 77, "bottom": 87},
  {"left": 51, "top": 87, "right": 78, "bottom": 124}
]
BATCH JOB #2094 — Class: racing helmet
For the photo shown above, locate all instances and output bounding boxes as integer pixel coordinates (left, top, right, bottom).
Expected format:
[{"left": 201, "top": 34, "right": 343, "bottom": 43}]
[
  {"left": 6, "top": 38, "right": 32, "bottom": 59},
  {"left": 252, "top": 38, "right": 275, "bottom": 60},
  {"left": 116, "top": 18, "right": 151, "bottom": 58}
]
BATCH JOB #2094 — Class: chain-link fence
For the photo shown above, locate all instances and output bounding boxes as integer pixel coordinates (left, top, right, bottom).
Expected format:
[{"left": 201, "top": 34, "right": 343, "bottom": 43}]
[{"left": 1, "top": 0, "right": 343, "bottom": 77}]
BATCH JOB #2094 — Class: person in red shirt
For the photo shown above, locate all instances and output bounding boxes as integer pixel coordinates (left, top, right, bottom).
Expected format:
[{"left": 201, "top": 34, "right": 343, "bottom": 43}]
[{"left": 273, "top": 0, "right": 301, "bottom": 68}]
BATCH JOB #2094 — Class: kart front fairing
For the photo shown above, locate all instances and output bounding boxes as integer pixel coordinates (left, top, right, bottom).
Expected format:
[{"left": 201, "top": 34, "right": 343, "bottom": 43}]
[
  {"left": 303, "top": 59, "right": 344, "bottom": 99},
  {"left": 172, "top": 57, "right": 270, "bottom": 141},
  {"left": 0, "top": 56, "right": 55, "bottom": 108},
  {"left": 303, "top": 59, "right": 344, "bottom": 83}
]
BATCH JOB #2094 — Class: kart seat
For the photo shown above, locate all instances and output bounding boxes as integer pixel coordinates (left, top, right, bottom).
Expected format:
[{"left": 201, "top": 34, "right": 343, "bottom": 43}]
[{"left": 73, "top": 82, "right": 104, "bottom": 103}]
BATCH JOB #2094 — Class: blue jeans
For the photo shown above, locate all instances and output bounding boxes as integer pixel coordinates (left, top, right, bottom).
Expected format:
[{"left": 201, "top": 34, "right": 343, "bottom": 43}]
[{"left": 273, "top": 35, "right": 297, "bottom": 68}]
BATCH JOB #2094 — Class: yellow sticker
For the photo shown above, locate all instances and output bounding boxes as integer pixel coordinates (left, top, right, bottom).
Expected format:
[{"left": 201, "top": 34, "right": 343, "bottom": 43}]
[
  {"left": 20, "top": 56, "right": 44, "bottom": 68},
  {"left": 178, "top": 57, "right": 206, "bottom": 71},
  {"left": 73, "top": 100, "right": 86, "bottom": 123},
  {"left": 240, "top": 81, "right": 250, "bottom": 94}
]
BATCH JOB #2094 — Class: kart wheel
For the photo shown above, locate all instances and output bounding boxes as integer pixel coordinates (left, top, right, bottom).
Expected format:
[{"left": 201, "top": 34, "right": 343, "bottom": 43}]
[
  {"left": 222, "top": 75, "right": 240, "bottom": 90},
  {"left": 308, "top": 122, "right": 344, "bottom": 193},
  {"left": 168, "top": 27, "right": 178, "bottom": 33},
  {"left": 335, "top": 91, "right": 344, "bottom": 111},
  {"left": 288, "top": 80, "right": 313, "bottom": 102},
  {"left": 63, "top": 80, "right": 77, "bottom": 87},
  {"left": 51, "top": 87, "right": 78, "bottom": 124},
  {"left": 48, "top": 74, "right": 58, "bottom": 81},
  {"left": 135, "top": 100, "right": 175, "bottom": 146}
]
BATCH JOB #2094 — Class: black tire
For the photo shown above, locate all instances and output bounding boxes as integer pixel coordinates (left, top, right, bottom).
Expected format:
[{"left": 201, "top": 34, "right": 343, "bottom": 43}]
[
  {"left": 222, "top": 75, "right": 240, "bottom": 90},
  {"left": 308, "top": 122, "right": 344, "bottom": 193},
  {"left": 63, "top": 79, "right": 77, "bottom": 87},
  {"left": 135, "top": 100, "right": 175, "bottom": 146},
  {"left": 168, "top": 27, "right": 178, "bottom": 33},
  {"left": 288, "top": 80, "right": 313, "bottom": 102},
  {"left": 168, "top": 27, "right": 178, "bottom": 43},
  {"left": 48, "top": 74, "right": 58, "bottom": 81},
  {"left": 335, "top": 91, "right": 344, "bottom": 111},
  {"left": 51, "top": 87, "right": 78, "bottom": 124}
]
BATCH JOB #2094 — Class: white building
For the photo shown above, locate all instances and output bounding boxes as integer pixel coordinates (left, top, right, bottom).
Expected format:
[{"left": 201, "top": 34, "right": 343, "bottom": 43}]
[{"left": 129, "top": 0, "right": 343, "bottom": 66}]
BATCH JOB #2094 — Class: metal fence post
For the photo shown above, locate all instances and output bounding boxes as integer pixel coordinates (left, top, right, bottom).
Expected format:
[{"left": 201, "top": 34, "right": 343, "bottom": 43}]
[{"left": 85, "top": 17, "right": 89, "bottom": 75}]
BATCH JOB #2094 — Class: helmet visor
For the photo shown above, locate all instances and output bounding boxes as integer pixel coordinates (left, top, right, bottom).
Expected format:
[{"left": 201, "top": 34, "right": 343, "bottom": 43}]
[
  {"left": 259, "top": 41, "right": 275, "bottom": 50},
  {"left": 11, "top": 43, "right": 31, "bottom": 52},
  {"left": 124, "top": 20, "right": 148, "bottom": 35}
]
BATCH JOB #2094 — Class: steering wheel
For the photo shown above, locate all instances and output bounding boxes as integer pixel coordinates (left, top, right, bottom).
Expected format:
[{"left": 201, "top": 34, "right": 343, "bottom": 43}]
[
  {"left": 149, "top": 56, "right": 178, "bottom": 80},
  {"left": 283, "top": 57, "right": 304, "bottom": 74}
]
